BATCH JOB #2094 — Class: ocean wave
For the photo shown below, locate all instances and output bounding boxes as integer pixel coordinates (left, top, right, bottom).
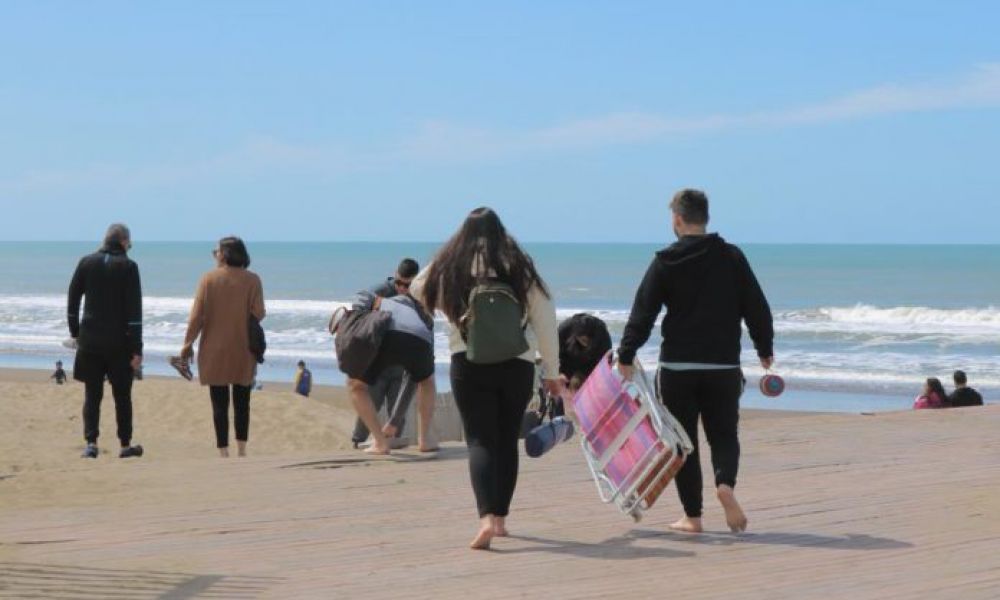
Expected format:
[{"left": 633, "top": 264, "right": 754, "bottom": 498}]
[{"left": 777, "top": 304, "right": 1000, "bottom": 333}]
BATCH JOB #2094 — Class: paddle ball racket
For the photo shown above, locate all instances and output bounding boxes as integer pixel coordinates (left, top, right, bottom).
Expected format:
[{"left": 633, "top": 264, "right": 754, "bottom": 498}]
[{"left": 759, "top": 372, "right": 785, "bottom": 397}]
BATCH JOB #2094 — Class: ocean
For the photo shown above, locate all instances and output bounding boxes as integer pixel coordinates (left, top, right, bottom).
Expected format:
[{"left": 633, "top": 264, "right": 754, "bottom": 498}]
[{"left": 1, "top": 241, "right": 997, "bottom": 412}]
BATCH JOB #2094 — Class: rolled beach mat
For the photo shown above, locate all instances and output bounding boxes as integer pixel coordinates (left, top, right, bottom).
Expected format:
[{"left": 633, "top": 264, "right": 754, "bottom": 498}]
[
  {"left": 525, "top": 416, "right": 575, "bottom": 458},
  {"left": 759, "top": 373, "right": 785, "bottom": 397}
]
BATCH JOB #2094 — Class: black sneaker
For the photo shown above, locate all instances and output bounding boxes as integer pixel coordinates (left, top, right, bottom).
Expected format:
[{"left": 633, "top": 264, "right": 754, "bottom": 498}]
[
  {"left": 119, "top": 445, "right": 144, "bottom": 458},
  {"left": 81, "top": 444, "right": 98, "bottom": 459}
]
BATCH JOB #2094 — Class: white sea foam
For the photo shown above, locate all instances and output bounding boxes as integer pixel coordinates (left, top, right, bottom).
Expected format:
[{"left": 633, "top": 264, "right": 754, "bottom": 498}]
[{"left": 3, "top": 295, "right": 999, "bottom": 394}]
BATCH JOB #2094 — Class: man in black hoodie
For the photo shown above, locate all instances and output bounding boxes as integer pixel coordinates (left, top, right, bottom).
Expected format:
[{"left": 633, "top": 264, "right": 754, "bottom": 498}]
[
  {"left": 618, "top": 189, "right": 773, "bottom": 533},
  {"left": 68, "top": 223, "right": 144, "bottom": 459}
]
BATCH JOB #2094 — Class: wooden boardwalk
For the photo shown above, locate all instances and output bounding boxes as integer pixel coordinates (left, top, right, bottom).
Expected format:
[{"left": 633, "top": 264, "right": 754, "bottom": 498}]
[{"left": 2, "top": 406, "right": 999, "bottom": 599}]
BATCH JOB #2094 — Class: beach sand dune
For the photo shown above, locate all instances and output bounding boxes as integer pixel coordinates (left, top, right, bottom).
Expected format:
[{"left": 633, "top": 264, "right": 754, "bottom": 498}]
[{"left": 1, "top": 369, "right": 358, "bottom": 478}]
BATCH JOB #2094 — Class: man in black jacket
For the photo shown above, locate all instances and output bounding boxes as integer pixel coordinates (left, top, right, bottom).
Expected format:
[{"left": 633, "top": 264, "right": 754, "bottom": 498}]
[
  {"left": 948, "top": 370, "right": 984, "bottom": 407},
  {"left": 618, "top": 189, "right": 773, "bottom": 533},
  {"left": 68, "top": 223, "right": 145, "bottom": 459}
]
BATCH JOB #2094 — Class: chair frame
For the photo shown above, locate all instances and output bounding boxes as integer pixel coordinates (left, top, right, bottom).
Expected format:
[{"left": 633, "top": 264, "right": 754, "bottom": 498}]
[{"left": 573, "top": 356, "right": 694, "bottom": 521}]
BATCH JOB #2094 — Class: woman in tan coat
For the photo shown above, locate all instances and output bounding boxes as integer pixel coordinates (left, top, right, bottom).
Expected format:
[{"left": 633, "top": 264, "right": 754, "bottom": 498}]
[{"left": 180, "top": 237, "right": 266, "bottom": 457}]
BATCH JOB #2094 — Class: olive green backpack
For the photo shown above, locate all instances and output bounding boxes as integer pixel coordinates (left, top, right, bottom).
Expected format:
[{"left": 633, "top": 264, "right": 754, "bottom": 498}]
[{"left": 460, "top": 281, "right": 529, "bottom": 364}]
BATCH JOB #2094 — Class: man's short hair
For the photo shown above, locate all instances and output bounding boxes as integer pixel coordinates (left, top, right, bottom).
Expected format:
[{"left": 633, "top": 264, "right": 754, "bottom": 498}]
[
  {"left": 103, "top": 223, "right": 131, "bottom": 249},
  {"left": 397, "top": 258, "right": 419, "bottom": 279},
  {"left": 669, "top": 189, "right": 710, "bottom": 225},
  {"left": 953, "top": 370, "right": 967, "bottom": 385},
  {"left": 297, "top": 360, "right": 305, "bottom": 368}
]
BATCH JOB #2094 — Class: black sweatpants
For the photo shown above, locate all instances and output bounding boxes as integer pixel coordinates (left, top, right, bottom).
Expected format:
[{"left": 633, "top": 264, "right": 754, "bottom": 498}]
[
  {"left": 450, "top": 352, "right": 535, "bottom": 518},
  {"left": 78, "top": 350, "right": 134, "bottom": 446},
  {"left": 209, "top": 385, "right": 251, "bottom": 448},
  {"left": 659, "top": 368, "right": 744, "bottom": 518}
]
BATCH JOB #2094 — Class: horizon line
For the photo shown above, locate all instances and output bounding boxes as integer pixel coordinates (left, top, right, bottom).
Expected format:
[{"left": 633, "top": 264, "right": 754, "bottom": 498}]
[{"left": 1, "top": 240, "right": 999, "bottom": 247}]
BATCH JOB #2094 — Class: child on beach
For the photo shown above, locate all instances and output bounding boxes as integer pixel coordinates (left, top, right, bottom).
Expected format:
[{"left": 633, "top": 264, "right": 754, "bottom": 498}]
[
  {"left": 913, "top": 377, "right": 948, "bottom": 409},
  {"left": 294, "top": 360, "right": 312, "bottom": 397},
  {"left": 50, "top": 361, "right": 67, "bottom": 384}
]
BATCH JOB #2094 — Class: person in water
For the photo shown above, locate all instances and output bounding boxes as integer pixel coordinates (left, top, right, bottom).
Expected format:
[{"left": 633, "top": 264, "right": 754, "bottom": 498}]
[{"left": 913, "top": 377, "right": 948, "bottom": 409}]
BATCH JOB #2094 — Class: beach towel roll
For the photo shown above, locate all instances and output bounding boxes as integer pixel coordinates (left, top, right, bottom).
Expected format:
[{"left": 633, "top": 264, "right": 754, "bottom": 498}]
[{"left": 525, "top": 416, "right": 574, "bottom": 458}]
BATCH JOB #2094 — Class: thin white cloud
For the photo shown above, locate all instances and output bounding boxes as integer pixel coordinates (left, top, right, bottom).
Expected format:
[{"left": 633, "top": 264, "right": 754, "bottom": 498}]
[
  {"left": 397, "top": 62, "right": 1000, "bottom": 161},
  {"left": 3, "top": 63, "right": 999, "bottom": 193}
]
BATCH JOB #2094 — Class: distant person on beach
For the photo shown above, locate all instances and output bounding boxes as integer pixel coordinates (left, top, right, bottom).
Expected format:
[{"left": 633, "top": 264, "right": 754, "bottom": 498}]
[
  {"left": 411, "top": 207, "right": 562, "bottom": 550},
  {"left": 67, "top": 223, "right": 145, "bottom": 459},
  {"left": 294, "top": 360, "right": 312, "bottom": 397},
  {"left": 179, "top": 237, "right": 266, "bottom": 458},
  {"left": 913, "top": 377, "right": 948, "bottom": 409},
  {"left": 948, "top": 370, "right": 983, "bottom": 407},
  {"left": 51, "top": 361, "right": 67, "bottom": 385},
  {"left": 351, "top": 258, "right": 421, "bottom": 449},
  {"left": 331, "top": 290, "right": 437, "bottom": 455},
  {"left": 618, "top": 189, "right": 774, "bottom": 534}
]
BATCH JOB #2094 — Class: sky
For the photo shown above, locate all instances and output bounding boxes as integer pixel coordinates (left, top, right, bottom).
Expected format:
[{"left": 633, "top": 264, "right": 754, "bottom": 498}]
[{"left": 1, "top": 1, "right": 998, "bottom": 243}]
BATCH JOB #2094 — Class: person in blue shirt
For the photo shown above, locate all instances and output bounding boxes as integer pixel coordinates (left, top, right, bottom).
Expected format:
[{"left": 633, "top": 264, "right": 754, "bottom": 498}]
[{"left": 294, "top": 360, "right": 312, "bottom": 397}]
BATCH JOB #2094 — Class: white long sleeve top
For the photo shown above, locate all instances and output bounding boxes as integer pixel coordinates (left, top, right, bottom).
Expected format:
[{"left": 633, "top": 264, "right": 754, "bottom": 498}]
[{"left": 410, "top": 261, "right": 560, "bottom": 380}]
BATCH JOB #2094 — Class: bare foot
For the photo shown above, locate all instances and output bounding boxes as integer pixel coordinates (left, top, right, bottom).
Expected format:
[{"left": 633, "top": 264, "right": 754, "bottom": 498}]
[
  {"left": 218, "top": 448, "right": 230, "bottom": 458},
  {"left": 493, "top": 516, "right": 509, "bottom": 537},
  {"left": 363, "top": 445, "right": 391, "bottom": 456},
  {"left": 717, "top": 485, "right": 748, "bottom": 532},
  {"left": 470, "top": 525, "right": 493, "bottom": 550},
  {"left": 381, "top": 423, "right": 398, "bottom": 438},
  {"left": 669, "top": 516, "right": 703, "bottom": 533}
]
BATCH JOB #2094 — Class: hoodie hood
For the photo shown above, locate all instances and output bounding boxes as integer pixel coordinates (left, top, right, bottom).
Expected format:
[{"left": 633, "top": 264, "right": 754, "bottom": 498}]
[{"left": 655, "top": 233, "right": 726, "bottom": 266}]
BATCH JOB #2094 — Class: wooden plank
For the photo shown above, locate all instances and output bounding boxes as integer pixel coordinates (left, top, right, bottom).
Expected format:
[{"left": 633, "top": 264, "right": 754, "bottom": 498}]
[{"left": 2, "top": 407, "right": 999, "bottom": 598}]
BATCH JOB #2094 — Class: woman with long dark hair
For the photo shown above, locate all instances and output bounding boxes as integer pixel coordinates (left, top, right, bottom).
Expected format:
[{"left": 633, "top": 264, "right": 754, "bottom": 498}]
[
  {"left": 914, "top": 377, "right": 948, "bottom": 409},
  {"left": 179, "top": 236, "right": 266, "bottom": 457},
  {"left": 412, "top": 207, "right": 562, "bottom": 550}
]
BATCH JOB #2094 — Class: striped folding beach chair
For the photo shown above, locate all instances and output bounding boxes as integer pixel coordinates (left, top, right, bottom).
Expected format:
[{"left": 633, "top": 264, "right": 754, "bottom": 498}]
[{"left": 569, "top": 353, "right": 693, "bottom": 521}]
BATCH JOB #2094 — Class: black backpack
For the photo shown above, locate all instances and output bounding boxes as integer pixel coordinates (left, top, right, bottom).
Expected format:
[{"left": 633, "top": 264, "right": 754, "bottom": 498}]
[
  {"left": 330, "top": 307, "right": 392, "bottom": 379},
  {"left": 248, "top": 315, "right": 266, "bottom": 364}
]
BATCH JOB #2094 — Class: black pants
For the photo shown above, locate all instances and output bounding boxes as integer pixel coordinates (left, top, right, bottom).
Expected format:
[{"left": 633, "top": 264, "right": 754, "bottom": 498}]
[
  {"left": 78, "top": 350, "right": 134, "bottom": 446},
  {"left": 450, "top": 352, "right": 535, "bottom": 518},
  {"left": 209, "top": 385, "right": 251, "bottom": 448},
  {"left": 659, "top": 368, "right": 744, "bottom": 518}
]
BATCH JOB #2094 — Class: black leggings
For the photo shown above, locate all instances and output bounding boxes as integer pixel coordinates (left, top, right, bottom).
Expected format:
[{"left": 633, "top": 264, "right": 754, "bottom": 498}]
[
  {"left": 659, "top": 368, "right": 744, "bottom": 518},
  {"left": 450, "top": 353, "right": 535, "bottom": 518},
  {"left": 209, "top": 385, "right": 251, "bottom": 448}
]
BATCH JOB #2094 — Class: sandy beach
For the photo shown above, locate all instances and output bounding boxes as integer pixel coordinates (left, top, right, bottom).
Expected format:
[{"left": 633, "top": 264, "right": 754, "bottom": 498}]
[
  {"left": 3, "top": 367, "right": 1000, "bottom": 598},
  {"left": 0, "top": 368, "right": 360, "bottom": 487}
]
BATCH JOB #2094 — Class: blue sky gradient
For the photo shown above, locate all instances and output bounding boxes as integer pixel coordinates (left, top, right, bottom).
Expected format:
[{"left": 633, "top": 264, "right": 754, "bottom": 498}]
[{"left": 1, "top": 1, "right": 998, "bottom": 243}]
